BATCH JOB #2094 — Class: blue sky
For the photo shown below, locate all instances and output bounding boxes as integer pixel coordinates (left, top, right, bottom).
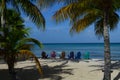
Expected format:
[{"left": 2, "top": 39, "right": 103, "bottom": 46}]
[{"left": 23, "top": 4, "right": 120, "bottom": 43}]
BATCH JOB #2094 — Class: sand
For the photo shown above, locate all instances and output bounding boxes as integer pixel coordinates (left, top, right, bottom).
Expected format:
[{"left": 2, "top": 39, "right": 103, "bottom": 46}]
[{"left": 0, "top": 59, "right": 120, "bottom": 80}]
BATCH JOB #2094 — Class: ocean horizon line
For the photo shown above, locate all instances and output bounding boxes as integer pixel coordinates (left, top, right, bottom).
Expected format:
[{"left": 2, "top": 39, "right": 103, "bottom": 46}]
[{"left": 42, "top": 42, "right": 120, "bottom": 44}]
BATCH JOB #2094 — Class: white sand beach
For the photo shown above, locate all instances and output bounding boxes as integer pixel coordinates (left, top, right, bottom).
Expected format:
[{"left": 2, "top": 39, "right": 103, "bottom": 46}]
[{"left": 0, "top": 59, "right": 120, "bottom": 80}]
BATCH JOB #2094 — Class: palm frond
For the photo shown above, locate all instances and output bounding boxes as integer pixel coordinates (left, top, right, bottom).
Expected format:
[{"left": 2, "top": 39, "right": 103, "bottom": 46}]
[
  {"left": 38, "top": 0, "right": 78, "bottom": 9},
  {"left": 70, "top": 9, "right": 101, "bottom": 33},
  {"left": 9, "top": 0, "right": 20, "bottom": 13},
  {"left": 22, "top": 38, "right": 43, "bottom": 48},
  {"left": 95, "top": 11, "right": 119, "bottom": 38},
  {"left": 38, "top": 0, "right": 56, "bottom": 9},
  {"left": 53, "top": 4, "right": 74, "bottom": 23},
  {"left": 94, "top": 19, "right": 104, "bottom": 38},
  {"left": 53, "top": 1, "right": 91, "bottom": 23},
  {"left": 20, "top": 44, "right": 33, "bottom": 50},
  {"left": 15, "top": 38, "right": 43, "bottom": 50},
  {"left": 112, "top": 0, "right": 120, "bottom": 11},
  {"left": 109, "top": 12, "right": 119, "bottom": 31},
  {"left": 19, "top": 50, "right": 43, "bottom": 76},
  {"left": 18, "top": 0, "right": 45, "bottom": 29}
]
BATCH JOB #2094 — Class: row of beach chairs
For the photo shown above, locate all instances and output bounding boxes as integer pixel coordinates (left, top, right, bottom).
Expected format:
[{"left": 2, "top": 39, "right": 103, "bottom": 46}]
[{"left": 41, "top": 51, "right": 90, "bottom": 60}]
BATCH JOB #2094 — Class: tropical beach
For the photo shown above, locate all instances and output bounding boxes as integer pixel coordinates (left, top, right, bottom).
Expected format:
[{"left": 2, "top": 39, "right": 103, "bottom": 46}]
[
  {"left": 1, "top": 0, "right": 120, "bottom": 80},
  {"left": 0, "top": 58, "right": 120, "bottom": 80}
]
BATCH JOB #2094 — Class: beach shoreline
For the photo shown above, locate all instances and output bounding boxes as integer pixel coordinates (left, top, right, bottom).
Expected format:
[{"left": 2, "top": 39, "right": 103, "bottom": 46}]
[{"left": 0, "top": 58, "right": 120, "bottom": 80}]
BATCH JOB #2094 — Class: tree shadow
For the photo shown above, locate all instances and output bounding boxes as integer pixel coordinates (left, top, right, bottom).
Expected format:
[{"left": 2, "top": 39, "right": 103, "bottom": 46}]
[
  {"left": 41, "top": 60, "right": 74, "bottom": 80},
  {"left": 88, "top": 60, "right": 120, "bottom": 71},
  {"left": 0, "top": 69, "right": 11, "bottom": 80},
  {"left": 111, "top": 60, "right": 120, "bottom": 69},
  {"left": 111, "top": 61, "right": 120, "bottom": 80},
  {"left": 0, "top": 67, "right": 40, "bottom": 80},
  {"left": 88, "top": 60, "right": 120, "bottom": 80},
  {"left": 0, "top": 60, "right": 73, "bottom": 80},
  {"left": 88, "top": 62, "right": 104, "bottom": 72}
]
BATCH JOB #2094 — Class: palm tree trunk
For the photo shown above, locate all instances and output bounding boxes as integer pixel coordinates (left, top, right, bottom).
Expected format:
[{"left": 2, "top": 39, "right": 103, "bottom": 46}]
[
  {"left": 6, "top": 56, "right": 17, "bottom": 80},
  {"left": 1, "top": 0, "right": 6, "bottom": 41},
  {"left": 103, "top": 11, "right": 111, "bottom": 80},
  {"left": 1, "top": 0, "right": 5, "bottom": 28}
]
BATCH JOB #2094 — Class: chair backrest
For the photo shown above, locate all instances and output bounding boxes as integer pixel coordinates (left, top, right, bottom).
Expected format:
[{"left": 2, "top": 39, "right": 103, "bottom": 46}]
[
  {"left": 84, "top": 52, "right": 90, "bottom": 59},
  {"left": 68, "top": 51, "right": 74, "bottom": 59},
  {"left": 76, "top": 52, "right": 81, "bottom": 59},
  {"left": 41, "top": 51, "right": 47, "bottom": 58},
  {"left": 60, "top": 51, "right": 65, "bottom": 59},
  {"left": 51, "top": 51, "right": 56, "bottom": 58}
]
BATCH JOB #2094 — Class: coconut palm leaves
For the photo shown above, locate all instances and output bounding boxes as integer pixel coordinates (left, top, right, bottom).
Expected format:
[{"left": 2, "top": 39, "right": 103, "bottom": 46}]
[
  {"left": 40, "top": 0, "right": 120, "bottom": 35},
  {"left": 52, "top": 0, "right": 119, "bottom": 34},
  {"left": 38, "top": 0, "right": 78, "bottom": 8},
  {"left": 0, "top": 9, "right": 43, "bottom": 80},
  {"left": 6, "top": 32, "right": 43, "bottom": 75},
  {"left": 95, "top": 12, "right": 119, "bottom": 37},
  {"left": 15, "top": 38, "right": 43, "bottom": 50},
  {"left": 18, "top": 0, "right": 45, "bottom": 28},
  {"left": 19, "top": 50, "right": 43, "bottom": 75},
  {"left": 0, "top": 0, "right": 45, "bottom": 29}
]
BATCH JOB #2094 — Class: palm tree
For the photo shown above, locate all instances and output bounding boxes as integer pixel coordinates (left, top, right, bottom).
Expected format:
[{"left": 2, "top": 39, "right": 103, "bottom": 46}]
[
  {"left": 2, "top": 31, "right": 43, "bottom": 80},
  {"left": 0, "top": 0, "right": 45, "bottom": 39},
  {"left": 39, "top": 0, "right": 120, "bottom": 80},
  {"left": 0, "top": 9, "right": 43, "bottom": 80}
]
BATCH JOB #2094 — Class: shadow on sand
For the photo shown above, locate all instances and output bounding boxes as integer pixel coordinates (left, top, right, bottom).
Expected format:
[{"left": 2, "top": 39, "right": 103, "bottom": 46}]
[
  {"left": 88, "top": 60, "right": 120, "bottom": 80},
  {"left": 0, "top": 60, "right": 73, "bottom": 80},
  {"left": 41, "top": 60, "right": 73, "bottom": 80}
]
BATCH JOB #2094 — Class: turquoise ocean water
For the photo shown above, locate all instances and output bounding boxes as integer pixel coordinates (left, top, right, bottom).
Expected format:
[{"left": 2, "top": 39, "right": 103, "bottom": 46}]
[{"left": 31, "top": 43, "right": 120, "bottom": 60}]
